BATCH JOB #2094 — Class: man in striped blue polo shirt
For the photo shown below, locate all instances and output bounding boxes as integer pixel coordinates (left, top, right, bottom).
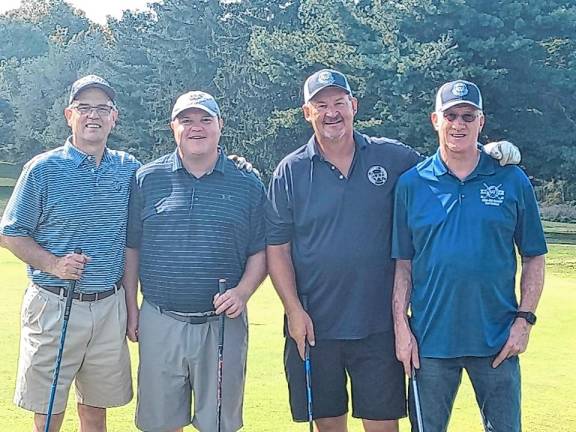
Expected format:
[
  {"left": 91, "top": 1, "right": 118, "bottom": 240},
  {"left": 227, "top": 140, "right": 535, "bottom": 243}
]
[
  {"left": 0, "top": 75, "right": 140, "bottom": 431},
  {"left": 124, "top": 90, "right": 267, "bottom": 432}
]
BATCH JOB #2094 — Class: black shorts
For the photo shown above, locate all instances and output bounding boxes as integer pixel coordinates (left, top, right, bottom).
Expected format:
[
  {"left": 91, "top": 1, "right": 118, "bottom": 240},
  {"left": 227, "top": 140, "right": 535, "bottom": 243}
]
[{"left": 284, "top": 331, "right": 406, "bottom": 422}]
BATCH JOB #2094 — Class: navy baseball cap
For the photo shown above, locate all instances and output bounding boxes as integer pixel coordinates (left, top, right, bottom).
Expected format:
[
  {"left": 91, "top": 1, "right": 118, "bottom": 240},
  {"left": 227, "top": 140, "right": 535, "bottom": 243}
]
[
  {"left": 435, "top": 80, "right": 483, "bottom": 112},
  {"left": 69, "top": 75, "right": 116, "bottom": 104},
  {"left": 171, "top": 91, "right": 221, "bottom": 120},
  {"left": 303, "top": 69, "right": 352, "bottom": 103}
]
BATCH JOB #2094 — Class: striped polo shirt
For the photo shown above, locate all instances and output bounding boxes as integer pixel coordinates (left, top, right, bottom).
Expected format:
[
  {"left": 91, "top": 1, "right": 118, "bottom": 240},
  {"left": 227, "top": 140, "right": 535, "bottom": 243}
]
[
  {"left": 126, "top": 149, "right": 266, "bottom": 313},
  {"left": 0, "top": 138, "right": 141, "bottom": 292}
]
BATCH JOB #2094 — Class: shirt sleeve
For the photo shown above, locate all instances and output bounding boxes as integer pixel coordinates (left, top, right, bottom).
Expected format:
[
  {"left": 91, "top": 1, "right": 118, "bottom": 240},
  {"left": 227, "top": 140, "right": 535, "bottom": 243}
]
[
  {"left": 391, "top": 176, "right": 415, "bottom": 260},
  {"left": 246, "top": 180, "right": 267, "bottom": 256},
  {"left": 514, "top": 174, "right": 548, "bottom": 257},
  {"left": 265, "top": 163, "right": 294, "bottom": 246},
  {"left": 0, "top": 161, "right": 44, "bottom": 238},
  {"left": 126, "top": 173, "right": 143, "bottom": 249}
]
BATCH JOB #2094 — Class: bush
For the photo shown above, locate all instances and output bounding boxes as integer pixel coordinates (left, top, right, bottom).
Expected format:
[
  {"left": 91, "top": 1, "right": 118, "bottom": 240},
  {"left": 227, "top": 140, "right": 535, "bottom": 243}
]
[{"left": 540, "top": 204, "right": 576, "bottom": 223}]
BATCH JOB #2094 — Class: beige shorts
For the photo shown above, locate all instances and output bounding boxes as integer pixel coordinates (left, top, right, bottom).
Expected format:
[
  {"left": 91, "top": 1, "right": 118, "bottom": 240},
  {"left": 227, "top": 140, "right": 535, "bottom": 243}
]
[
  {"left": 14, "top": 284, "right": 133, "bottom": 414},
  {"left": 136, "top": 299, "right": 248, "bottom": 432}
]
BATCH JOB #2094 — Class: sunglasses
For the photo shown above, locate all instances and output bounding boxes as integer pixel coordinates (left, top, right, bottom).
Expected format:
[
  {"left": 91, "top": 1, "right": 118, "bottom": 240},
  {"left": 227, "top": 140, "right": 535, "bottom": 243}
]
[{"left": 443, "top": 112, "right": 480, "bottom": 123}]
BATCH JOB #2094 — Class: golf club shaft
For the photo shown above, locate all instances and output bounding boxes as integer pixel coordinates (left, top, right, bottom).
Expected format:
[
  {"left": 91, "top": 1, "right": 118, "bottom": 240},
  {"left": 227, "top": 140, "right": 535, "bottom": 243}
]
[
  {"left": 45, "top": 247, "right": 82, "bottom": 432},
  {"left": 301, "top": 295, "right": 313, "bottom": 432},
  {"left": 412, "top": 369, "right": 424, "bottom": 432},
  {"left": 217, "top": 278, "right": 226, "bottom": 432}
]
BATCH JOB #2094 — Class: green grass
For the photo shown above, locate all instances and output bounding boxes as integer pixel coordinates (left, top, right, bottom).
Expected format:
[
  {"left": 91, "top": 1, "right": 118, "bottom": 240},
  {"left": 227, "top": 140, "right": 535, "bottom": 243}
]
[{"left": 0, "top": 245, "right": 575, "bottom": 431}]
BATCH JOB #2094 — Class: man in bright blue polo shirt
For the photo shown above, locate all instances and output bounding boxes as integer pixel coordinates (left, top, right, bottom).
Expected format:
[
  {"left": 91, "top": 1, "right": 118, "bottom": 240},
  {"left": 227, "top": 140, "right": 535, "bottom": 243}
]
[
  {"left": 392, "top": 80, "right": 547, "bottom": 432},
  {"left": 0, "top": 75, "right": 139, "bottom": 431},
  {"left": 266, "top": 70, "right": 521, "bottom": 432},
  {"left": 124, "top": 90, "right": 267, "bottom": 432}
]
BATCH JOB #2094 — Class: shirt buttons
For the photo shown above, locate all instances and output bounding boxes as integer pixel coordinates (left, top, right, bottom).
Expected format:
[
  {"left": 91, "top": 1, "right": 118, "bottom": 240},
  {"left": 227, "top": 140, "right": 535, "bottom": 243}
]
[
  {"left": 331, "top": 166, "right": 336, "bottom": 170},
  {"left": 339, "top": 175, "right": 344, "bottom": 180}
]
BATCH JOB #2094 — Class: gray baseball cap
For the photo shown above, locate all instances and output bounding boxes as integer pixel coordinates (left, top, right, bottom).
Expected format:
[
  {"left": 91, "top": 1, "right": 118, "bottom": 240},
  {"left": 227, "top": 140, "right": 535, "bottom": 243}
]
[
  {"left": 69, "top": 75, "right": 116, "bottom": 104},
  {"left": 303, "top": 69, "right": 352, "bottom": 103},
  {"left": 171, "top": 91, "right": 221, "bottom": 120},
  {"left": 435, "top": 80, "right": 483, "bottom": 112}
]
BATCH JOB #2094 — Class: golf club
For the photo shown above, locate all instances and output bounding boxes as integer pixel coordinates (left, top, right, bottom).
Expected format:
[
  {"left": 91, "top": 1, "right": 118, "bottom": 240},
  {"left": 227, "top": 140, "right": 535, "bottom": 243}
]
[
  {"left": 301, "top": 295, "right": 313, "bottom": 432},
  {"left": 412, "top": 367, "right": 425, "bottom": 432},
  {"left": 44, "top": 247, "right": 82, "bottom": 432},
  {"left": 217, "top": 278, "right": 227, "bottom": 432}
]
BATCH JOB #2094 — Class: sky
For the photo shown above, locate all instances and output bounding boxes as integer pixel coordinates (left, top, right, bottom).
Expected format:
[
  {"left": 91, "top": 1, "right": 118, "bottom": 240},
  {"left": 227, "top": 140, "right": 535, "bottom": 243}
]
[{"left": 0, "top": 0, "right": 159, "bottom": 24}]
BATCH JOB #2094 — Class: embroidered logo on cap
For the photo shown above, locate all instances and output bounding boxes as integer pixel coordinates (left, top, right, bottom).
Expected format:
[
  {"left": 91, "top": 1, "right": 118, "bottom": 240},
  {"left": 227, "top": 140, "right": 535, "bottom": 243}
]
[
  {"left": 452, "top": 82, "right": 469, "bottom": 97},
  {"left": 318, "top": 71, "right": 335, "bottom": 84},
  {"left": 367, "top": 165, "right": 388, "bottom": 186}
]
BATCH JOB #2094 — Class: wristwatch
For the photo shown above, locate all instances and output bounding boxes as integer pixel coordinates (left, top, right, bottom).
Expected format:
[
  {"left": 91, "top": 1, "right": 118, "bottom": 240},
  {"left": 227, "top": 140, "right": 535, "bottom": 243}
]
[{"left": 516, "top": 311, "right": 537, "bottom": 325}]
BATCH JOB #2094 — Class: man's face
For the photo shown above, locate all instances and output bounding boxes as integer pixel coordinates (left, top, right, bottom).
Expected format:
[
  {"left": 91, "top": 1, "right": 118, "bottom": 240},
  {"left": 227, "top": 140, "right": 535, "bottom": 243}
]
[
  {"left": 64, "top": 88, "right": 117, "bottom": 145},
  {"left": 303, "top": 87, "right": 357, "bottom": 142},
  {"left": 431, "top": 104, "right": 484, "bottom": 154},
  {"left": 171, "top": 108, "right": 222, "bottom": 158}
]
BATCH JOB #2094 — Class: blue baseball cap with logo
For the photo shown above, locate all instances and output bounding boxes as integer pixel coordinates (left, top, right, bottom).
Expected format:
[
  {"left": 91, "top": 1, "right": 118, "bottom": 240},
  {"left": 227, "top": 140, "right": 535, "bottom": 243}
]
[
  {"left": 435, "top": 80, "right": 483, "bottom": 112},
  {"left": 69, "top": 75, "right": 116, "bottom": 104},
  {"left": 171, "top": 91, "right": 221, "bottom": 120},
  {"left": 303, "top": 69, "right": 352, "bottom": 103}
]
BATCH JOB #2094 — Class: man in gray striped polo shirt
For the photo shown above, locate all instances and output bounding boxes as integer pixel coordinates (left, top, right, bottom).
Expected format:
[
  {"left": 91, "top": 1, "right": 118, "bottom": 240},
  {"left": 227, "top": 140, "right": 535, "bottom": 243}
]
[
  {"left": 124, "top": 90, "right": 267, "bottom": 432},
  {"left": 0, "top": 75, "right": 140, "bottom": 431}
]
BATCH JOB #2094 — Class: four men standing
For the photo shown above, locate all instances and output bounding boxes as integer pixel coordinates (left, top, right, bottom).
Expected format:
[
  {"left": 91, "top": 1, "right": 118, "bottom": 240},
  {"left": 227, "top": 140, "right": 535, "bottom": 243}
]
[{"left": 1, "top": 72, "right": 544, "bottom": 432}]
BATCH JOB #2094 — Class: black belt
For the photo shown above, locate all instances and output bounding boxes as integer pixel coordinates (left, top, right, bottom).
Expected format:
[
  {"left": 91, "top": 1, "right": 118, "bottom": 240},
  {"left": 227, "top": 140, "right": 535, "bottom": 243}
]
[
  {"left": 37, "top": 282, "right": 121, "bottom": 302},
  {"left": 151, "top": 301, "right": 218, "bottom": 324}
]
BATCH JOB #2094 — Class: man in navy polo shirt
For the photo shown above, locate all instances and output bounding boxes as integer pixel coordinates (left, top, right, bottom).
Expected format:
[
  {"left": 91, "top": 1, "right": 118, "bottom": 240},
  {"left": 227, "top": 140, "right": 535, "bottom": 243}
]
[
  {"left": 124, "top": 91, "right": 267, "bottom": 432},
  {"left": 266, "top": 69, "right": 521, "bottom": 432},
  {"left": 0, "top": 75, "right": 138, "bottom": 431},
  {"left": 392, "top": 80, "right": 547, "bottom": 432}
]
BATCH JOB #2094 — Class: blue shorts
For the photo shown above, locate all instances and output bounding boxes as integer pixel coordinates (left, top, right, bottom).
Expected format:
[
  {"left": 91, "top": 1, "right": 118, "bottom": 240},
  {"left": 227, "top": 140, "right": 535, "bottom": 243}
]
[
  {"left": 284, "top": 331, "right": 406, "bottom": 421},
  {"left": 410, "top": 356, "right": 521, "bottom": 432}
]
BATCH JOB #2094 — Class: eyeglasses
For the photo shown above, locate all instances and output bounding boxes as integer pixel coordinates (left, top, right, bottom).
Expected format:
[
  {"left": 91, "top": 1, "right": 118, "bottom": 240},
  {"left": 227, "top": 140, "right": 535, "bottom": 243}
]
[
  {"left": 443, "top": 112, "right": 480, "bottom": 123},
  {"left": 71, "top": 104, "right": 115, "bottom": 116}
]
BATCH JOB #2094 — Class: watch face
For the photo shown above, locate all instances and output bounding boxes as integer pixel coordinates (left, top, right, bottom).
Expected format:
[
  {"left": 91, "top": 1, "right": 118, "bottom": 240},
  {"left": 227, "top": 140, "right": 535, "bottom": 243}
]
[{"left": 517, "top": 311, "right": 537, "bottom": 325}]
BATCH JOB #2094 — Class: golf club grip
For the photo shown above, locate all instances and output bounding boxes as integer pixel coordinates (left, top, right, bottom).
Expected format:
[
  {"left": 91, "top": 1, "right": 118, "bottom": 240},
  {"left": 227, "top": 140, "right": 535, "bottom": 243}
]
[
  {"left": 45, "top": 247, "right": 82, "bottom": 432},
  {"left": 217, "top": 279, "right": 226, "bottom": 432},
  {"left": 412, "top": 370, "right": 425, "bottom": 432}
]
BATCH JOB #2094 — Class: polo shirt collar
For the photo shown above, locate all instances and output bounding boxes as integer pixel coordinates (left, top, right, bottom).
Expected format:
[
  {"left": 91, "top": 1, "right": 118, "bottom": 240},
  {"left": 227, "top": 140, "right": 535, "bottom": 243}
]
[
  {"left": 304, "top": 130, "right": 368, "bottom": 160},
  {"left": 428, "top": 146, "right": 497, "bottom": 178},
  {"left": 170, "top": 147, "right": 226, "bottom": 175},
  {"left": 64, "top": 137, "right": 111, "bottom": 167}
]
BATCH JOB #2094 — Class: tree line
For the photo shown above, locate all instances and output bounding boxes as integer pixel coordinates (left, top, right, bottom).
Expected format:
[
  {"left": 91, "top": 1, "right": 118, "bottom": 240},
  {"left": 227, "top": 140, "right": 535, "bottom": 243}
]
[{"left": 1, "top": 0, "right": 575, "bottom": 202}]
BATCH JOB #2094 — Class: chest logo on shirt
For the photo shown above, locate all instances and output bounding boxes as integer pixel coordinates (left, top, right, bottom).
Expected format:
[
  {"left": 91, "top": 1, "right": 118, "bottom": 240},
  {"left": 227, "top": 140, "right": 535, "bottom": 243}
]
[
  {"left": 367, "top": 165, "right": 388, "bottom": 186},
  {"left": 480, "top": 183, "right": 505, "bottom": 206}
]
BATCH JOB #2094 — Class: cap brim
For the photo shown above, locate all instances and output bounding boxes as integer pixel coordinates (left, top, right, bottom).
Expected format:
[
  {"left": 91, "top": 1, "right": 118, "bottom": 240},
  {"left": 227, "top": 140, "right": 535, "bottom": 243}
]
[
  {"left": 439, "top": 100, "right": 482, "bottom": 112},
  {"left": 306, "top": 84, "right": 351, "bottom": 103},
  {"left": 171, "top": 104, "right": 219, "bottom": 121},
  {"left": 70, "top": 83, "right": 116, "bottom": 103}
]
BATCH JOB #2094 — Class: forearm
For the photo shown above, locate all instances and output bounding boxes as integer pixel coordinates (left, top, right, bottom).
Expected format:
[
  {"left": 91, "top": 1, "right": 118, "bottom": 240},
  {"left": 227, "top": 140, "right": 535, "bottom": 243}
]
[
  {"left": 266, "top": 243, "right": 303, "bottom": 316},
  {"left": 123, "top": 247, "right": 140, "bottom": 314},
  {"left": 518, "top": 255, "right": 546, "bottom": 312},
  {"left": 234, "top": 250, "right": 267, "bottom": 301},
  {"left": 2, "top": 235, "right": 58, "bottom": 274},
  {"left": 393, "top": 259, "right": 413, "bottom": 333}
]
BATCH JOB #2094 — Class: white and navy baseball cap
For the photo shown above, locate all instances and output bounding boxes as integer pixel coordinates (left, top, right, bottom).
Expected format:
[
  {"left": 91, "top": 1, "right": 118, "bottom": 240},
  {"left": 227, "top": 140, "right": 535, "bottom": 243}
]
[
  {"left": 171, "top": 91, "right": 221, "bottom": 120},
  {"left": 435, "top": 80, "right": 483, "bottom": 112},
  {"left": 303, "top": 69, "right": 352, "bottom": 103},
  {"left": 69, "top": 75, "right": 116, "bottom": 103}
]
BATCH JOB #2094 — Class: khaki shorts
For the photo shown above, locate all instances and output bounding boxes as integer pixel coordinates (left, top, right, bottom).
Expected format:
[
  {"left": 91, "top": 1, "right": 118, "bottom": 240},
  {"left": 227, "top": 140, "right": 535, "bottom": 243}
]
[
  {"left": 14, "top": 284, "right": 133, "bottom": 414},
  {"left": 136, "top": 299, "right": 248, "bottom": 432}
]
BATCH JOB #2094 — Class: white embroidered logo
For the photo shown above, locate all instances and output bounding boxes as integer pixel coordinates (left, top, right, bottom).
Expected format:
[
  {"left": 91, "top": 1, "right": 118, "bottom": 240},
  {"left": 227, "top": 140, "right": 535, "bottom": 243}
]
[
  {"left": 367, "top": 165, "right": 388, "bottom": 186},
  {"left": 452, "top": 82, "right": 469, "bottom": 97},
  {"left": 480, "top": 183, "right": 505, "bottom": 206}
]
